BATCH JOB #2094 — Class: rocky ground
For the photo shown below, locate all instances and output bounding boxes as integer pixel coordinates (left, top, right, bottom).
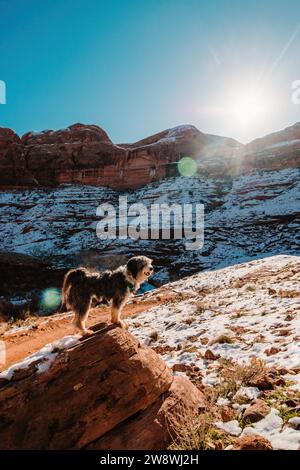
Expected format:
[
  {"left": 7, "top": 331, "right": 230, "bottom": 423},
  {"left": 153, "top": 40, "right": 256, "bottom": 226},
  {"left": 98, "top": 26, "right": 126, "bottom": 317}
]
[
  {"left": 1, "top": 255, "right": 300, "bottom": 449},
  {"left": 127, "top": 254, "right": 300, "bottom": 450}
]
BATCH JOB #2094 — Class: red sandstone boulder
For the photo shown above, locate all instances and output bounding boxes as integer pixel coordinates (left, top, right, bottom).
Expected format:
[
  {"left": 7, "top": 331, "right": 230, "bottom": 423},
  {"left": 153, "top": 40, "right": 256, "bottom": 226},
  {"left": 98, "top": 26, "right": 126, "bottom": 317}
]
[
  {"left": 0, "top": 324, "right": 205, "bottom": 450},
  {"left": 243, "top": 399, "right": 270, "bottom": 423},
  {"left": 21, "top": 123, "right": 126, "bottom": 186},
  {"left": 87, "top": 375, "right": 206, "bottom": 450},
  {"left": 220, "top": 406, "right": 236, "bottom": 422},
  {"left": 233, "top": 434, "right": 273, "bottom": 450}
]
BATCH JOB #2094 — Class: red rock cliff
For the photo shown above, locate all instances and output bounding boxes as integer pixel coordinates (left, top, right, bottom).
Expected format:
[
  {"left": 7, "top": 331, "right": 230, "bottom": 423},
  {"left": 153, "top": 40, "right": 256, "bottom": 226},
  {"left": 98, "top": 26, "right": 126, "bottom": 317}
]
[{"left": 1, "top": 121, "right": 300, "bottom": 189}]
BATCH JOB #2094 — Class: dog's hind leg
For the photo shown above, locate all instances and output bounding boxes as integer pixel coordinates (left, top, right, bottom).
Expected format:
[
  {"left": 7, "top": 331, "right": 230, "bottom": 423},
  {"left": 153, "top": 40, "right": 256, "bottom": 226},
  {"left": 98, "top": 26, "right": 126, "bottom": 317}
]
[
  {"left": 73, "top": 298, "right": 93, "bottom": 335},
  {"left": 111, "top": 297, "right": 128, "bottom": 329}
]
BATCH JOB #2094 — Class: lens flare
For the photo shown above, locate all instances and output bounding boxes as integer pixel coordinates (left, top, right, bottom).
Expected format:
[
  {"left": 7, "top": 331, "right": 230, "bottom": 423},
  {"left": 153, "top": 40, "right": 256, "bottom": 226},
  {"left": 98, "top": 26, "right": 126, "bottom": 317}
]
[
  {"left": 177, "top": 157, "right": 197, "bottom": 177},
  {"left": 39, "top": 288, "right": 61, "bottom": 312}
]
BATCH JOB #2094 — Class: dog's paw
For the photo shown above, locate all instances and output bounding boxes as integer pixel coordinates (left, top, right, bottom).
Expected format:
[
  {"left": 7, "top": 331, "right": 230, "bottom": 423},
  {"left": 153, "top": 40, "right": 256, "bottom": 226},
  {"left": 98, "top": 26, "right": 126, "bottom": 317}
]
[
  {"left": 82, "top": 328, "right": 94, "bottom": 336},
  {"left": 116, "top": 320, "right": 128, "bottom": 330}
]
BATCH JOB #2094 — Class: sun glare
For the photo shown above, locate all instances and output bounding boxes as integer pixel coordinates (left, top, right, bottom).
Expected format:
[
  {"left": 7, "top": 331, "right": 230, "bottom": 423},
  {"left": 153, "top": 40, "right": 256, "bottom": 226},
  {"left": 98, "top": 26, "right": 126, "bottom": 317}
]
[
  {"left": 215, "top": 81, "right": 275, "bottom": 141},
  {"left": 201, "top": 78, "right": 276, "bottom": 142},
  {"left": 231, "top": 90, "right": 268, "bottom": 125}
]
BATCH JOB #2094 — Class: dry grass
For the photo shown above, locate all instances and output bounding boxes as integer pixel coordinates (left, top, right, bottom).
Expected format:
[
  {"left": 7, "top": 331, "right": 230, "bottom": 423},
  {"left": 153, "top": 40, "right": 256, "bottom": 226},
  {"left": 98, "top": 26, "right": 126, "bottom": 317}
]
[
  {"left": 243, "top": 283, "right": 257, "bottom": 292},
  {"left": 278, "top": 289, "right": 299, "bottom": 298},
  {"left": 149, "top": 330, "right": 159, "bottom": 342},
  {"left": 168, "top": 358, "right": 268, "bottom": 450},
  {"left": 183, "top": 316, "right": 196, "bottom": 325},
  {"left": 206, "top": 357, "right": 268, "bottom": 402},
  {"left": 211, "top": 334, "right": 234, "bottom": 345},
  {"left": 0, "top": 315, "right": 36, "bottom": 337},
  {"left": 230, "top": 308, "right": 245, "bottom": 319},
  {"left": 168, "top": 291, "right": 194, "bottom": 302},
  {"left": 168, "top": 410, "right": 234, "bottom": 450},
  {"left": 195, "top": 301, "right": 206, "bottom": 313},
  {"left": 232, "top": 280, "right": 245, "bottom": 288},
  {"left": 168, "top": 412, "right": 213, "bottom": 450}
]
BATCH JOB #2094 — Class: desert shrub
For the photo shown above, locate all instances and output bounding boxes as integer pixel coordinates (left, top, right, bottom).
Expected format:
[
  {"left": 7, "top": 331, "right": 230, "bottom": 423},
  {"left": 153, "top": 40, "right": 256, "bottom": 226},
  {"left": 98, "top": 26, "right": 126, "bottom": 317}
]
[{"left": 206, "top": 357, "right": 268, "bottom": 401}]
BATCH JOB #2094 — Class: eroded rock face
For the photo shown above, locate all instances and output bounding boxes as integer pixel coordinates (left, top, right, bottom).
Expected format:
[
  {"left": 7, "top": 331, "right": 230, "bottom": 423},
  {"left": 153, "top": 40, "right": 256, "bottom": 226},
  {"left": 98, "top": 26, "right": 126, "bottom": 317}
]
[
  {"left": 2, "top": 121, "right": 300, "bottom": 189},
  {"left": 0, "top": 128, "right": 31, "bottom": 186},
  {"left": 240, "top": 122, "right": 300, "bottom": 173},
  {"left": 0, "top": 325, "right": 205, "bottom": 450},
  {"left": 87, "top": 375, "right": 206, "bottom": 450},
  {"left": 0, "top": 124, "right": 188, "bottom": 189},
  {"left": 21, "top": 123, "right": 131, "bottom": 187}
]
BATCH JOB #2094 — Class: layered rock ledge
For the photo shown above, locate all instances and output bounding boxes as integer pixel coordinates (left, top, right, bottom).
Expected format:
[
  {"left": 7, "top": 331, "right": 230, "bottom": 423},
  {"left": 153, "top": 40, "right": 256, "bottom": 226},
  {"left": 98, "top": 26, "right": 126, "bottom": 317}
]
[
  {"left": 2, "top": 121, "right": 300, "bottom": 189},
  {"left": 0, "top": 324, "right": 205, "bottom": 450}
]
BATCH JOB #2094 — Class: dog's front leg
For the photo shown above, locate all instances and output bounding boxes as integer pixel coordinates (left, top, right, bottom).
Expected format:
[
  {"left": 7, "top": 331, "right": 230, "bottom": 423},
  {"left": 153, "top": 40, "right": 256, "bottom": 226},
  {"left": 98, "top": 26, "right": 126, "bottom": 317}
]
[{"left": 111, "top": 298, "right": 128, "bottom": 329}]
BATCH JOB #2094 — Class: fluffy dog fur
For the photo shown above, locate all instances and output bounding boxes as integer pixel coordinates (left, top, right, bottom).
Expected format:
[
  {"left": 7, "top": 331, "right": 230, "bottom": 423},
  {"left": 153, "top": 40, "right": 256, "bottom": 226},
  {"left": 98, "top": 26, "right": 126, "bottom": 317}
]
[{"left": 62, "top": 256, "right": 153, "bottom": 334}]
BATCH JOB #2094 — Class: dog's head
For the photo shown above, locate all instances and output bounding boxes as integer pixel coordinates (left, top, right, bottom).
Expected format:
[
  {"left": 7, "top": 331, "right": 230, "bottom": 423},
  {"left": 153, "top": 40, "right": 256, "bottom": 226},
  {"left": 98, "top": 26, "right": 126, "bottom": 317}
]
[{"left": 126, "top": 256, "right": 154, "bottom": 283}]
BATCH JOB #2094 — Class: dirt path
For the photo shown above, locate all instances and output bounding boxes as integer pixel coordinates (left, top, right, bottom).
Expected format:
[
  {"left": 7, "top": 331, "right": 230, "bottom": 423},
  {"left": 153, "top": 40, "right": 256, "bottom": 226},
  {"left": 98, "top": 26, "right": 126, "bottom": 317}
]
[{"left": 0, "top": 289, "right": 176, "bottom": 371}]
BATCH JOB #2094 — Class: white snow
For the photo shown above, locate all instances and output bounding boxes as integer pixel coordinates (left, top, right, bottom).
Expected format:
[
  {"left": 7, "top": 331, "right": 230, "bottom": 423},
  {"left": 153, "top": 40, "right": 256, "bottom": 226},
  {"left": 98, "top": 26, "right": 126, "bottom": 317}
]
[
  {"left": 288, "top": 417, "right": 300, "bottom": 429},
  {"left": 216, "top": 397, "right": 230, "bottom": 406},
  {"left": 128, "top": 255, "right": 300, "bottom": 389},
  {"left": 284, "top": 373, "right": 300, "bottom": 391},
  {"left": 215, "top": 420, "right": 242, "bottom": 436},
  {"left": 0, "top": 167, "right": 298, "bottom": 281},
  {"left": 242, "top": 409, "right": 300, "bottom": 450},
  {"left": 0, "top": 335, "right": 80, "bottom": 380},
  {"left": 233, "top": 387, "right": 261, "bottom": 402},
  {"left": 260, "top": 138, "right": 300, "bottom": 151}
]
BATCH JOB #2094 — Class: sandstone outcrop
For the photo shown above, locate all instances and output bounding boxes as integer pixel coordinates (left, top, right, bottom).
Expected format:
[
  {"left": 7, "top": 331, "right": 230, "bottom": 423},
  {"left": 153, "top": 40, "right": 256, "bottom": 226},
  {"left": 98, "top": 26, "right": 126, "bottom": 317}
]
[
  {"left": 87, "top": 375, "right": 205, "bottom": 450},
  {"left": 0, "top": 324, "right": 205, "bottom": 450},
  {"left": 239, "top": 122, "right": 300, "bottom": 173},
  {"left": 0, "top": 128, "right": 32, "bottom": 186},
  {"left": 0, "top": 123, "right": 186, "bottom": 189},
  {"left": 1, "top": 121, "right": 300, "bottom": 189}
]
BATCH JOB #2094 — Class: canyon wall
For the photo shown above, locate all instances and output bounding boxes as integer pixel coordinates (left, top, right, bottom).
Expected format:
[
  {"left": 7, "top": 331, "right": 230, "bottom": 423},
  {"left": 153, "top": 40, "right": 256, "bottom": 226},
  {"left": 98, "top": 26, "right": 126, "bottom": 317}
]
[{"left": 1, "top": 121, "right": 300, "bottom": 189}]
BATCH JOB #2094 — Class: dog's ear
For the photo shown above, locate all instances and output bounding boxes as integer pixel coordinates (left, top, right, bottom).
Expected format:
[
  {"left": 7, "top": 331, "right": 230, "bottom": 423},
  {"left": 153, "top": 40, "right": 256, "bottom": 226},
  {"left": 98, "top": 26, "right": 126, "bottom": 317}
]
[{"left": 126, "top": 257, "right": 139, "bottom": 279}]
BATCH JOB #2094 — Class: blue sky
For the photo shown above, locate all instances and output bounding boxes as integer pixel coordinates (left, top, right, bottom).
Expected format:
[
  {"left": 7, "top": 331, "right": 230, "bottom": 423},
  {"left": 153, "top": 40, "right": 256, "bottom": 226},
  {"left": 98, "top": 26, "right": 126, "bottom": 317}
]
[{"left": 0, "top": 0, "right": 300, "bottom": 143}]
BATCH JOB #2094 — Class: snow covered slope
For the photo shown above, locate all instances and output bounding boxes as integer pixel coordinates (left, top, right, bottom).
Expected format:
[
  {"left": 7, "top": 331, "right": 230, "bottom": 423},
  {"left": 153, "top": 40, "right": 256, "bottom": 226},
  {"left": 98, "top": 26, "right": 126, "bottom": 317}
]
[
  {"left": 129, "top": 255, "right": 300, "bottom": 376},
  {"left": 127, "top": 255, "right": 300, "bottom": 450},
  {"left": 0, "top": 167, "right": 299, "bottom": 286}
]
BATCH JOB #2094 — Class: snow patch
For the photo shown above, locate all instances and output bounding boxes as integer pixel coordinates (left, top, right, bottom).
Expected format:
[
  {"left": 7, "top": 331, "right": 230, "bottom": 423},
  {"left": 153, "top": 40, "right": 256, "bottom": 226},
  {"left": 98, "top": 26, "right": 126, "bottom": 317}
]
[
  {"left": 242, "top": 408, "right": 300, "bottom": 450},
  {"left": 215, "top": 420, "right": 242, "bottom": 436},
  {"left": 0, "top": 335, "right": 80, "bottom": 380}
]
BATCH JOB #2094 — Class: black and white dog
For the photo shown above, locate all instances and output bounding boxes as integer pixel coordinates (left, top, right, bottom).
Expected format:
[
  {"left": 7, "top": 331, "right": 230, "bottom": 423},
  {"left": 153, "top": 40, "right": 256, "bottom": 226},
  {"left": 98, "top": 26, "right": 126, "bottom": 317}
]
[{"left": 62, "top": 256, "right": 153, "bottom": 334}]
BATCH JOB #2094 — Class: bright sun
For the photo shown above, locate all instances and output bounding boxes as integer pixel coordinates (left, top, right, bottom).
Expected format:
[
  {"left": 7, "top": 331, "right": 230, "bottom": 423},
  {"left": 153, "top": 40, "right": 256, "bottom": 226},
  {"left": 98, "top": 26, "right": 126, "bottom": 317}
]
[
  {"left": 224, "top": 82, "right": 273, "bottom": 133},
  {"left": 203, "top": 79, "right": 275, "bottom": 141},
  {"left": 231, "top": 91, "right": 268, "bottom": 125}
]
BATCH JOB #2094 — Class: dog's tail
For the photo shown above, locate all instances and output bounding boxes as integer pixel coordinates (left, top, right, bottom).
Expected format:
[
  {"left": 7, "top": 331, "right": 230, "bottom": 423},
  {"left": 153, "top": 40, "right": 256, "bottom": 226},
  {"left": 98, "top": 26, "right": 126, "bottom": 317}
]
[{"left": 61, "top": 268, "right": 86, "bottom": 310}]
